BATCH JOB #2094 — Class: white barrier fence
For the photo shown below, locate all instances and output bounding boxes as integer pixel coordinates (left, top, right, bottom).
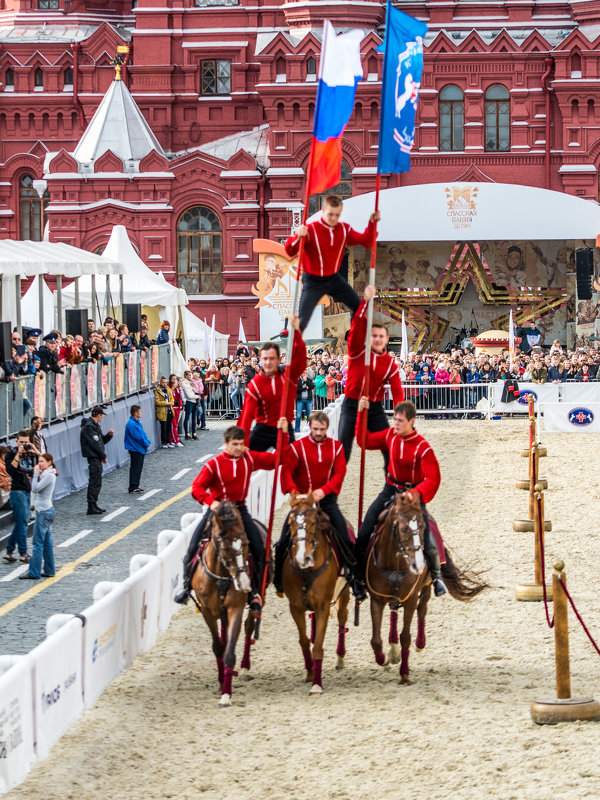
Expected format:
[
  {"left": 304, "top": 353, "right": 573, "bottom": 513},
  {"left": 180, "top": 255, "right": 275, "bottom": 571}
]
[{"left": 0, "top": 463, "right": 284, "bottom": 794}]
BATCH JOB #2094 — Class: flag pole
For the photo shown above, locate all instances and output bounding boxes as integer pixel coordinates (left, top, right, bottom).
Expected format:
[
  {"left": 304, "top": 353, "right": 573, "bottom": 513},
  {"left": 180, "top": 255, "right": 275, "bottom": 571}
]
[
  {"left": 357, "top": 173, "right": 381, "bottom": 528},
  {"left": 254, "top": 141, "right": 317, "bottom": 639}
]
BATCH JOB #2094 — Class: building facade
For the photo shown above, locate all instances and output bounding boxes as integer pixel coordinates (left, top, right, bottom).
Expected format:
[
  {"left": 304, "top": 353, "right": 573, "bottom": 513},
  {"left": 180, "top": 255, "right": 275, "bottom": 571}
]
[{"left": 0, "top": 0, "right": 599, "bottom": 338}]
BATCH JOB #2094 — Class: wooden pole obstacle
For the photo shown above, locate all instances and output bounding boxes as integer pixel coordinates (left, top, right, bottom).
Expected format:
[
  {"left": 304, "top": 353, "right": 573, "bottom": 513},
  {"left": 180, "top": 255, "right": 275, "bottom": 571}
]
[
  {"left": 530, "top": 561, "right": 600, "bottom": 724},
  {"left": 515, "top": 483, "right": 553, "bottom": 601},
  {"left": 514, "top": 398, "right": 551, "bottom": 534}
]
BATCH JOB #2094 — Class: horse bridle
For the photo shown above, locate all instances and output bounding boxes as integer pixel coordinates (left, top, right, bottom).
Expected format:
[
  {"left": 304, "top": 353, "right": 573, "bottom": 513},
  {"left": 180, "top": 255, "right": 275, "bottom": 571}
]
[
  {"left": 202, "top": 527, "right": 250, "bottom": 594},
  {"left": 289, "top": 505, "right": 321, "bottom": 565},
  {"left": 288, "top": 500, "right": 334, "bottom": 610}
]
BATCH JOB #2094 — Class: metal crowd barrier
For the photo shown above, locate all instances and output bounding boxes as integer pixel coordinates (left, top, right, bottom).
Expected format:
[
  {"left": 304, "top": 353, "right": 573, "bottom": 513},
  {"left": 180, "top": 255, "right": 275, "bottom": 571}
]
[
  {"left": 383, "top": 381, "right": 491, "bottom": 416},
  {"left": 0, "top": 345, "right": 170, "bottom": 441},
  {"left": 204, "top": 381, "right": 244, "bottom": 420}
]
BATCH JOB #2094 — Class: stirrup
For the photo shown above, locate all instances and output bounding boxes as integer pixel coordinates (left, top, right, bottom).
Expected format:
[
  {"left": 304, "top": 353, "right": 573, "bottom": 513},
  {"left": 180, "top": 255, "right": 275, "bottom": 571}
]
[
  {"left": 433, "top": 578, "right": 448, "bottom": 597},
  {"left": 351, "top": 579, "right": 367, "bottom": 603}
]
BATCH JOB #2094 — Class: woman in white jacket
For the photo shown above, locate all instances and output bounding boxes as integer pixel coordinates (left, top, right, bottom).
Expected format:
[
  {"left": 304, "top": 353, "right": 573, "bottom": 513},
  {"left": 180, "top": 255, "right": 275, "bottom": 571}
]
[
  {"left": 20, "top": 453, "right": 57, "bottom": 580},
  {"left": 181, "top": 370, "right": 199, "bottom": 440}
]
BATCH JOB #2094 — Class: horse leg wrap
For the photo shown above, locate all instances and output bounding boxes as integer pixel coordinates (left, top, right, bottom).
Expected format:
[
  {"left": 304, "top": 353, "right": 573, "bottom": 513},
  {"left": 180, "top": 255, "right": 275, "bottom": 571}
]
[
  {"left": 312, "top": 659, "right": 323, "bottom": 687},
  {"left": 389, "top": 610, "right": 399, "bottom": 644},
  {"left": 400, "top": 648, "right": 410, "bottom": 676},
  {"left": 336, "top": 626, "right": 348, "bottom": 658},
  {"left": 415, "top": 619, "right": 426, "bottom": 650},
  {"left": 302, "top": 647, "right": 314, "bottom": 673},
  {"left": 240, "top": 635, "right": 252, "bottom": 670},
  {"left": 222, "top": 665, "right": 234, "bottom": 696},
  {"left": 375, "top": 651, "right": 386, "bottom": 666},
  {"left": 216, "top": 657, "right": 225, "bottom": 686}
]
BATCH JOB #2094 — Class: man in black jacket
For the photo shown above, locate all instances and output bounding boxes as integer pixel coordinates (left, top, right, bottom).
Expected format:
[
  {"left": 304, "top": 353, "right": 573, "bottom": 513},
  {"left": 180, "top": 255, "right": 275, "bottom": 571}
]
[
  {"left": 295, "top": 369, "right": 314, "bottom": 432},
  {"left": 38, "top": 333, "right": 64, "bottom": 374},
  {"left": 80, "top": 406, "right": 114, "bottom": 515}
]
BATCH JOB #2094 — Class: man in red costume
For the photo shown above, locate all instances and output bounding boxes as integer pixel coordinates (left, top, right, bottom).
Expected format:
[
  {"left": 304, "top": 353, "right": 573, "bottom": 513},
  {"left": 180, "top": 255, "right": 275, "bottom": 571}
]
[
  {"left": 338, "top": 284, "right": 404, "bottom": 463},
  {"left": 274, "top": 410, "right": 360, "bottom": 595},
  {"left": 284, "top": 194, "right": 380, "bottom": 331},
  {"left": 238, "top": 316, "right": 306, "bottom": 451},
  {"left": 174, "top": 420, "right": 287, "bottom": 612},
  {"left": 354, "top": 398, "right": 447, "bottom": 599}
]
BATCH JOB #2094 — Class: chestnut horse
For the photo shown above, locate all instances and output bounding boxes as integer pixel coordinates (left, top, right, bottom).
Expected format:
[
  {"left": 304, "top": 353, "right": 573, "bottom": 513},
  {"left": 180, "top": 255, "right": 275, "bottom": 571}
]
[
  {"left": 191, "top": 501, "right": 262, "bottom": 707},
  {"left": 282, "top": 493, "right": 351, "bottom": 696},
  {"left": 367, "top": 491, "right": 487, "bottom": 684}
]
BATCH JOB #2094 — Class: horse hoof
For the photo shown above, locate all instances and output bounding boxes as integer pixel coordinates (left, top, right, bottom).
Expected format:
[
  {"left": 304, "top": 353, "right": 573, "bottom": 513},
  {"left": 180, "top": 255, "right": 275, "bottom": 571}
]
[
  {"left": 388, "top": 644, "right": 401, "bottom": 664},
  {"left": 309, "top": 684, "right": 323, "bottom": 696},
  {"left": 383, "top": 660, "right": 391, "bottom": 671},
  {"left": 239, "top": 668, "right": 253, "bottom": 682},
  {"left": 218, "top": 693, "right": 231, "bottom": 708},
  {"left": 400, "top": 674, "right": 412, "bottom": 686},
  {"left": 335, "top": 656, "right": 345, "bottom": 670},
  {"left": 415, "top": 645, "right": 425, "bottom": 652}
]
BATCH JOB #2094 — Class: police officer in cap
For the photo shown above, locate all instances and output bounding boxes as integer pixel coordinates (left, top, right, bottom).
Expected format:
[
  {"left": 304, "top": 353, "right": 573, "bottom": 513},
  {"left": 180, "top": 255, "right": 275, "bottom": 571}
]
[
  {"left": 80, "top": 406, "right": 114, "bottom": 515},
  {"left": 38, "top": 332, "right": 64, "bottom": 374}
]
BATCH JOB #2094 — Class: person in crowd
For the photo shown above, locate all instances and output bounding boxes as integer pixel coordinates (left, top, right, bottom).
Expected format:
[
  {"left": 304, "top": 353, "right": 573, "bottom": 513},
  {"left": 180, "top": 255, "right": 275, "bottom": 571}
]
[
  {"left": 19, "top": 452, "right": 57, "bottom": 580},
  {"left": 547, "top": 355, "right": 567, "bottom": 383},
  {"left": 530, "top": 356, "right": 548, "bottom": 384},
  {"left": 338, "top": 285, "right": 404, "bottom": 463},
  {"left": 285, "top": 194, "right": 380, "bottom": 331},
  {"left": 168, "top": 374, "right": 184, "bottom": 447},
  {"left": 313, "top": 365, "right": 328, "bottom": 411},
  {"left": 156, "top": 320, "right": 171, "bottom": 345},
  {"left": 181, "top": 370, "right": 199, "bottom": 440},
  {"left": 191, "top": 369, "right": 208, "bottom": 431},
  {"left": 295, "top": 369, "right": 314, "bottom": 432},
  {"left": 416, "top": 362, "right": 434, "bottom": 410},
  {"left": 226, "top": 365, "right": 242, "bottom": 418},
  {"left": 448, "top": 365, "right": 462, "bottom": 414},
  {"left": 519, "top": 319, "right": 542, "bottom": 354},
  {"left": 576, "top": 362, "right": 593, "bottom": 382},
  {"left": 2, "top": 344, "right": 31, "bottom": 381},
  {"left": 236, "top": 340, "right": 249, "bottom": 359},
  {"left": 29, "top": 416, "right": 47, "bottom": 454},
  {"left": 117, "top": 324, "right": 135, "bottom": 353},
  {"left": 107, "top": 327, "right": 121, "bottom": 354},
  {"left": 38, "top": 332, "right": 65, "bottom": 374},
  {"left": 87, "top": 319, "right": 96, "bottom": 336},
  {"left": 0, "top": 445, "right": 10, "bottom": 508},
  {"left": 104, "top": 317, "right": 115, "bottom": 331},
  {"left": 174, "top": 419, "right": 288, "bottom": 612},
  {"left": 354, "top": 398, "right": 447, "bottom": 599},
  {"left": 80, "top": 406, "right": 114, "bottom": 515},
  {"left": 238, "top": 316, "right": 305, "bottom": 450},
  {"left": 2, "top": 430, "right": 38, "bottom": 563},
  {"left": 124, "top": 405, "right": 151, "bottom": 494},
  {"left": 155, "top": 376, "right": 174, "bottom": 448},
  {"left": 325, "top": 365, "right": 339, "bottom": 402},
  {"left": 134, "top": 320, "right": 152, "bottom": 350},
  {"left": 435, "top": 360, "right": 450, "bottom": 411}
]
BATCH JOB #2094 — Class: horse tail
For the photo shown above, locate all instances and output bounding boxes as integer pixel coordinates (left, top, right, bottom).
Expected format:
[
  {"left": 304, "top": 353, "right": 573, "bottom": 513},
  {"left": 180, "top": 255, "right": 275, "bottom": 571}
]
[{"left": 441, "top": 547, "right": 488, "bottom": 602}]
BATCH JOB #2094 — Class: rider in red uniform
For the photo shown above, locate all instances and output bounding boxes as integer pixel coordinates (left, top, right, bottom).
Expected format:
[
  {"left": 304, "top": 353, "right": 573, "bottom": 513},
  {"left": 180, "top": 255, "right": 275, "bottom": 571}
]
[
  {"left": 354, "top": 398, "right": 447, "bottom": 599},
  {"left": 284, "top": 194, "right": 380, "bottom": 331},
  {"left": 238, "top": 317, "right": 306, "bottom": 451},
  {"left": 274, "top": 410, "right": 361, "bottom": 596},
  {"left": 174, "top": 420, "right": 287, "bottom": 612},
  {"left": 338, "top": 284, "right": 404, "bottom": 464}
]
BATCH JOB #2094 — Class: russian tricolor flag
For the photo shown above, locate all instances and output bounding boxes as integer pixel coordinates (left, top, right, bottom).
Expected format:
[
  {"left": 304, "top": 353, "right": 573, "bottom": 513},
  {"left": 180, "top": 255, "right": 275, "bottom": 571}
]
[{"left": 308, "top": 21, "right": 364, "bottom": 197}]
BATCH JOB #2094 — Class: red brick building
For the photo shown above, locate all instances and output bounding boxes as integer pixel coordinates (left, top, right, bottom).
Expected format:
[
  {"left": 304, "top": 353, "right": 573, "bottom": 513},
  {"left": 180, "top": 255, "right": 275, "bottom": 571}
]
[{"left": 1, "top": 0, "right": 599, "bottom": 337}]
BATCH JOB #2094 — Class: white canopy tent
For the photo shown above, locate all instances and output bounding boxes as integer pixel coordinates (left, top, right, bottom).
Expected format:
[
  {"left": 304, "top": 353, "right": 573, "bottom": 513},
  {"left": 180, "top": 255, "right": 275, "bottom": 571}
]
[
  {"left": 336, "top": 182, "right": 600, "bottom": 241},
  {"left": 21, "top": 276, "right": 55, "bottom": 332},
  {"left": 0, "top": 239, "right": 124, "bottom": 333},
  {"left": 183, "top": 307, "right": 229, "bottom": 360}
]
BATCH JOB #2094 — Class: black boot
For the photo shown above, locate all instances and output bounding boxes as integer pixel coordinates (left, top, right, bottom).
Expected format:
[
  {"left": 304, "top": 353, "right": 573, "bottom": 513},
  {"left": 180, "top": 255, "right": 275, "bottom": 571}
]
[
  {"left": 352, "top": 542, "right": 368, "bottom": 602},
  {"left": 174, "top": 561, "right": 192, "bottom": 605},
  {"left": 87, "top": 505, "right": 104, "bottom": 515},
  {"left": 273, "top": 546, "right": 285, "bottom": 595},
  {"left": 424, "top": 544, "right": 447, "bottom": 597}
]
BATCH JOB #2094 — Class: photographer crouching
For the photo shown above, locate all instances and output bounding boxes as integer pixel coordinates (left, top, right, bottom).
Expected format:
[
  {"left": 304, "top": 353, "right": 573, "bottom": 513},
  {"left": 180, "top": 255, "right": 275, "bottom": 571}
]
[{"left": 2, "top": 430, "right": 39, "bottom": 564}]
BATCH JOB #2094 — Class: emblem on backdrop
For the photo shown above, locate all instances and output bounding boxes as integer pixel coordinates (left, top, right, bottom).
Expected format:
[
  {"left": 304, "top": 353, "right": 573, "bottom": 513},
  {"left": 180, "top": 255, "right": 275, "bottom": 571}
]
[
  {"left": 444, "top": 185, "right": 478, "bottom": 231},
  {"left": 568, "top": 407, "right": 595, "bottom": 427}
]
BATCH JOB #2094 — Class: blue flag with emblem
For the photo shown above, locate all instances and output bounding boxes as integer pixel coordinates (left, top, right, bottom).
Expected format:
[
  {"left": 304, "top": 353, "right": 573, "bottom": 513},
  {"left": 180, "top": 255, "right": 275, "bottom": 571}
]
[{"left": 377, "top": 1, "right": 428, "bottom": 174}]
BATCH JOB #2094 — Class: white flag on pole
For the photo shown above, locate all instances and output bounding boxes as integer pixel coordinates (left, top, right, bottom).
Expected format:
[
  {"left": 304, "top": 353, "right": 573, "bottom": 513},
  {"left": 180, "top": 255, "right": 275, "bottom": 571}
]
[
  {"left": 210, "top": 314, "right": 216, "bottom": 365},
  {"left": 508, "top": 309, "right": 515, "bottom": 370},
  {"left": 400, "top": 311, "right": 409, "bottom": 363},
  {"left": 203, "top": 318, "right": 210, "bottom": 363},
  {"left": 238, "top": 318, "right": 247, "bottom": 345}
]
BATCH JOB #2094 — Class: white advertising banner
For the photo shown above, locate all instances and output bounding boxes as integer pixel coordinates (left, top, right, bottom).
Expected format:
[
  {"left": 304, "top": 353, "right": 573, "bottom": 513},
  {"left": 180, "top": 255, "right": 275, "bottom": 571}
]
[
  {"left": 31, "top": 618, "right": 84, "bottom": 760},
  {"left": 542, "top": 402, "right": 600, "bottom": 433},
  {"left": 561, "top": 383, "right": 600, "bottom": 405},
  {"left": 81, "top": 583, "right": 129, "bottom": 709},
  {"left": 124, "top": 558, "right": 161, "bottom": 663},
  {"left": 157, "top": 533, "right": 188, "bottom": 633},
  {"left": 0, "top": 658, "right": 35, "bottom": 793},
  {"left": 491, "top": 382, "right": 559, "bottom": 414}
]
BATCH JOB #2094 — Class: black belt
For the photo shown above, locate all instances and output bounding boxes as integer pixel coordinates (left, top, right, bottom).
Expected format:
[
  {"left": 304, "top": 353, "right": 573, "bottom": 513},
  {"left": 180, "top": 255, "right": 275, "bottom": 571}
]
[{"left": 385, "top": 476, "right": 415, "bottom": 491}]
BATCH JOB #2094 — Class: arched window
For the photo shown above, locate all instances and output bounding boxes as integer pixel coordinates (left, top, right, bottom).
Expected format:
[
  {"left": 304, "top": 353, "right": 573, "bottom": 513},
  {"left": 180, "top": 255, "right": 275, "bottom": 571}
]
[
  {"left": 485, "top": 84, "right": 510, "bottom": 151},
  {"left": 177, "top": 206, "right": 222, "bottom": 294},
  {"left": 588, "top": 99, "right": 595, "bottom": 122},
  {"left": 571, "top": 52, "right": 582, "bottom": 78},
  {"left": 571, "top": 99, "right": 579, "bottom": 123},
  {"left": 306, "top": 56, "right": 317, "bottom": 82},
  {"left": 5, "top": 68, "right": 14, "bottom": 91},
  {"left": 19, "top": 174, "right": 49, "bottom": 241},
  {"left": 308, "top": 158, "right": 352, "bottom": 216},
  {"left": 34, "top": 68, "right": 43, "bottom": 90},
  {"left": 439, "top": 85, "right": 464, "bottom": 151},
  {"left": 64, "top": 67, "right": 73, "bottom": 88}
]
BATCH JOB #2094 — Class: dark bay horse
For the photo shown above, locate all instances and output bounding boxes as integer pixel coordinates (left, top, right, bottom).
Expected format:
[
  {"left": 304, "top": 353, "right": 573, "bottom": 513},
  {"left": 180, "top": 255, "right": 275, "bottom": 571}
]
[
  {"left": 190, "top": 501, "right": 261, "bottom": 707},
  {"left": 366, "top": 492, "right": 487, "bottom": 684},
  {"left": 282, "top": 493, "right": 351, "bottom": 696}
]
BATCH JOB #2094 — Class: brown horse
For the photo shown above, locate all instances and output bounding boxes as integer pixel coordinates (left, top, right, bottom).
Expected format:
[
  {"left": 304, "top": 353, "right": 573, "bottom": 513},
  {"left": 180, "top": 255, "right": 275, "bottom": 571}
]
[
  {"left": 281, "top": 492, "right": 351, "bottom": 696},
  {"left": 191, "top": 501, "right": 262, "bottom": 707},
  {"left": 366, "top": 491, "right": 487, "bottom": 684}
]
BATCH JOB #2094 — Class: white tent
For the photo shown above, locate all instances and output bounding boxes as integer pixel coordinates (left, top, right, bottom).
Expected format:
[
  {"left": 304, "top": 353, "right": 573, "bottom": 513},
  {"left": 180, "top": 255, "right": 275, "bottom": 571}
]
[
  {"left": 183, "top": 307, "right": 229, "bottom": 360},
  {"left": 21, "top": 276, "right": 55, "bottom": 332}
]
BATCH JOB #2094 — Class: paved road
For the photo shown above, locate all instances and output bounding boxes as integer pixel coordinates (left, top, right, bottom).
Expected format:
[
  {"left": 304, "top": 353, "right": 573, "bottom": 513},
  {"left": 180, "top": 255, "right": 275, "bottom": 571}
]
[{"left": 0, "top": 424, "right": 229, "bottom": 655}]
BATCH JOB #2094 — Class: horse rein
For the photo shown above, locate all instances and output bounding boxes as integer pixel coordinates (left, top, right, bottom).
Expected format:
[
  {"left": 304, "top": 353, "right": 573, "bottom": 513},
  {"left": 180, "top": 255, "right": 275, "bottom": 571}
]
[
  {"left": 202, "top": 530, "right": 250, "bottom": 594},
  {"left": 369, "top": 509, "right": 426, "bottom": 603}
]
